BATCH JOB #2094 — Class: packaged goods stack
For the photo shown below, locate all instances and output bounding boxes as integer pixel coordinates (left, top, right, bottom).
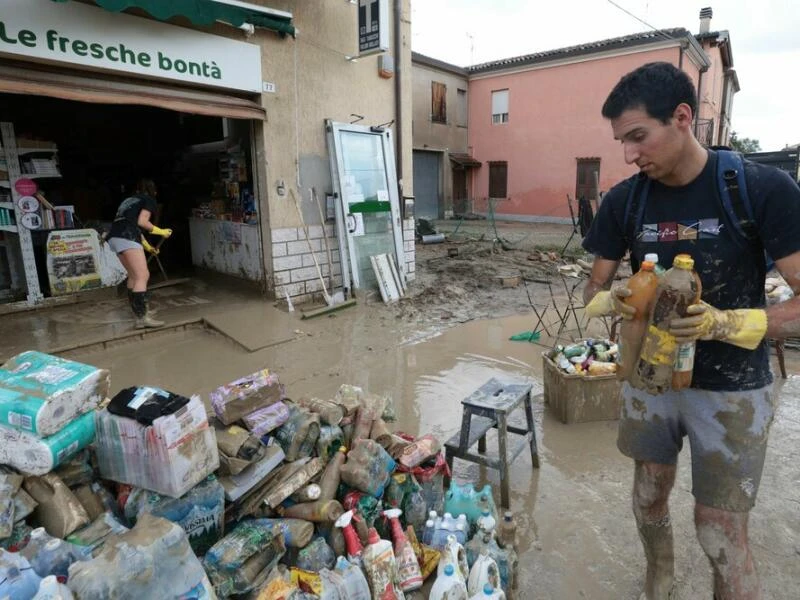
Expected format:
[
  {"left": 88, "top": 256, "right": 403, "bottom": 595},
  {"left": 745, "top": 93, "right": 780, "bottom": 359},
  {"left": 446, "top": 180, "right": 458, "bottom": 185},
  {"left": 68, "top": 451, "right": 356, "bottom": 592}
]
[{"left": 0, "top": 358, "right": 520, "bottom": 599}]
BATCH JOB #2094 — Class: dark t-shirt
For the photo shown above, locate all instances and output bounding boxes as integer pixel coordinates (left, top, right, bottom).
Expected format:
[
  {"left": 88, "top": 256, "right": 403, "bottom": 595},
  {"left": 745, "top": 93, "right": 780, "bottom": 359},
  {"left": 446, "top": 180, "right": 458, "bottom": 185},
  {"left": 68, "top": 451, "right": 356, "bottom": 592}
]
[
  {"left": 108, "top": 194, "right": 157, "bottom": 241},
  {"left": 583, "top": 150, "right": 800, "bottom": 391}
]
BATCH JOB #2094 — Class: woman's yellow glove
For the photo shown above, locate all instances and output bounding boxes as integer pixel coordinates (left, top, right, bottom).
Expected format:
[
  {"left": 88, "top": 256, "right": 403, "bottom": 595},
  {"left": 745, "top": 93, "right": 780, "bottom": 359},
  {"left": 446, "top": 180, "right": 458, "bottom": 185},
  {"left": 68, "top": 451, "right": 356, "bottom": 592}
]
[
  {"left": 150, "top": 225, "right": 172, "bottom": 238},
  {"left": 669, "top": 301, "right": 768, "bottom": 350},
  {"left": 141, "top": 237, "right": 159, "bottom": 255}
]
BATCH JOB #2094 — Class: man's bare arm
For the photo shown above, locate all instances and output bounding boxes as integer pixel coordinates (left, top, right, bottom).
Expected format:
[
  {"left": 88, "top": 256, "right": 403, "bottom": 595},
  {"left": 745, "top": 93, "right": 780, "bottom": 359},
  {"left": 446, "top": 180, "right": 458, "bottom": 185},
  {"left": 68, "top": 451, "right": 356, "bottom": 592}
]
[
  {"left": 766, "top": 250, "right": 800, "bottom": 339},
  {"left": 583, "top": 257, "right": 622, "bottom": 305}
]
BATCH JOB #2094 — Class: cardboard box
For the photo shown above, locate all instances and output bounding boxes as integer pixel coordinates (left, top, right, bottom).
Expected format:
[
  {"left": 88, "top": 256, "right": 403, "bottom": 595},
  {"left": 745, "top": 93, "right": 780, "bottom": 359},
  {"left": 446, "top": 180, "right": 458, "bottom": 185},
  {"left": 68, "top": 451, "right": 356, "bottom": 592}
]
[{"left": 542, "top": 353, "right": 621, "bottom": 424}]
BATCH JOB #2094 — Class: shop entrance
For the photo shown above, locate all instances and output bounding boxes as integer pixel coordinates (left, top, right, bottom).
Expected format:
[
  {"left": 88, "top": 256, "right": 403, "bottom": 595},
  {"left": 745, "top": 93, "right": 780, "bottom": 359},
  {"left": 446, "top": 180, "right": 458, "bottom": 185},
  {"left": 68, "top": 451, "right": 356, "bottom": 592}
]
[{"left": 0, "top": 92, "right": 263, "bottom": 303}]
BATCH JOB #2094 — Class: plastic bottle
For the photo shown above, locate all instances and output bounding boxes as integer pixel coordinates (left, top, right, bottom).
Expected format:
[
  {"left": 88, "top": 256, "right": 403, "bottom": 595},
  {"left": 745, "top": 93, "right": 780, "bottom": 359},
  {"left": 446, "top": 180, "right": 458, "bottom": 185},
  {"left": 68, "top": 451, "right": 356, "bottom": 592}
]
[
  {"left": 31, "top": 539, "right": 80, "bottom": 583},
  {"left": 290, "top": 483, "right": 322, "bottom": 503},
  {"left": 469, "top": 582, "right": 506, "bottom": 600},
  {"left": 672, "top": 256, "right": 703, "bottom": 390},
  {"left": 278, "top": 499, "right": 344, "bottom": 523},
  {"left": 454, "top": 514, "right": 469, "bottom": 545},
  {"left": 467, "top": 549, "right": 501, "bottom": 597},
  {"left": 383, "top": 509, "right": 423, "bottom": 592},
  {"left": 362, "top": 527, "right": 405, "bottom": 600},
  {"left": 644, "top": 252, "right": 666, "bottom": 276},
  {"left": 319, "top": 445, "right": 347, "bottom": 501},
  {"left": 617, "top": 260, "right": 659, "bottom": 382},
  {"left": 334, "top": 509, "right": 364, "bottom": 564},
  {"left": 438, "top": 534, "right": 469, "bottom": 583},
  {"left": 333, "top": 555, "right": 371, "bottom": 600},
  {"left": 498, "top": 512, "right": 517, "bottom": 551},
  {"left": 0, "top": 549, "right": 42, "bottom": 599},
  {"left": 401, "top": 484, "right": 428, "bottom": 539},
  {"left": 633, "top": 254, "right": 701, "bottom": 394},
  {"left": 296, "top": 537, "right": 336, "bottom": 572},
  {"left": 22, "top": 527, "right": 57, "bottom": 563},
  {"left": 430, "top": 563, "right": 468, "bottom": 600},
  {"left": 33, "top": 575, "right": 75, "bottom": 599},
  {"left": 422, "top": 518, "right": 436, "bottom": 546}
]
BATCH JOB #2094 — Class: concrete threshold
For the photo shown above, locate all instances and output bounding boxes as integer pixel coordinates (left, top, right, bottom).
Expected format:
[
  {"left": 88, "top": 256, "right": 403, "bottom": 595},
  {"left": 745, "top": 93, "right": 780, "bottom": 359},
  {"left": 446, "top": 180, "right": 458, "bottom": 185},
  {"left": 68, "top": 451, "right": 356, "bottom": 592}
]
[{"left": 52, "top": 318, "right": 205, "bottom": 356}]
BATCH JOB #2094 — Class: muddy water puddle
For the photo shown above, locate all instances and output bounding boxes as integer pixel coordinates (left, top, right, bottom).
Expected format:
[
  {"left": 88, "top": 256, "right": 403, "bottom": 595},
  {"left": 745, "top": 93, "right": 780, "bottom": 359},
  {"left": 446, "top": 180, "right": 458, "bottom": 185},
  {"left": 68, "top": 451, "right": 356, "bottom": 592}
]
[{"left": 64, "top": 311, "right": 800, "bottom": 599}]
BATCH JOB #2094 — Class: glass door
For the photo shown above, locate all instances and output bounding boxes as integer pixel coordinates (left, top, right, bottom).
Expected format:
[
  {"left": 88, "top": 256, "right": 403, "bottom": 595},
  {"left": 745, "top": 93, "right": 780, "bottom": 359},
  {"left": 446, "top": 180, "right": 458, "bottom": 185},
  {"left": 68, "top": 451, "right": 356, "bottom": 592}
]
[{"left": 326, "top": 120, "right": 405, "bottom": 291}]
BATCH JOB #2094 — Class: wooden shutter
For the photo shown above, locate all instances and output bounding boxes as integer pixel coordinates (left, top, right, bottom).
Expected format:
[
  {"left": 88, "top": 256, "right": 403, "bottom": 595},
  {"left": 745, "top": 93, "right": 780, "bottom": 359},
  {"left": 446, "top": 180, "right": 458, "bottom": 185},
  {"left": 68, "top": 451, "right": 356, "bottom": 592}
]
[
  {"left": 431, "top": 81, "right": 447, "bottom": 123},
  {"left": 489, "top": 161, "right": 508, "bottom": 198}
]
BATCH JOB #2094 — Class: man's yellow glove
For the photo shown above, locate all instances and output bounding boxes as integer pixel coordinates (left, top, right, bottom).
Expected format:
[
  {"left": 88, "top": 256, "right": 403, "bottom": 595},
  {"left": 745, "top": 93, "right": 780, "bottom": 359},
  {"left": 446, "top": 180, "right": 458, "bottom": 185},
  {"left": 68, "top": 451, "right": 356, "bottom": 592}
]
[
  {"left": 141, "top": 237, "right": 159, "bottom": 255},
  {"left": 150, "top": 225, "right": 172, "bottom": 238},
  {"left": 669, "top": 301, "right": 767, "bottom": 350},
  {"left": 585, "top": 287, "right": 637, "bottom": 320}
]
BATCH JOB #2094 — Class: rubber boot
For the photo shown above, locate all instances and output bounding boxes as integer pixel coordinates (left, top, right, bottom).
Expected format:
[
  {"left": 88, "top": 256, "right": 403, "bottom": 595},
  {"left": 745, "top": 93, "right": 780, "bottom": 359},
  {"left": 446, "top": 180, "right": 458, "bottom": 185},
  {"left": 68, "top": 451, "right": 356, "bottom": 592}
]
[{"left": 130, "top": 291, "right": 164, "bottom": 329}]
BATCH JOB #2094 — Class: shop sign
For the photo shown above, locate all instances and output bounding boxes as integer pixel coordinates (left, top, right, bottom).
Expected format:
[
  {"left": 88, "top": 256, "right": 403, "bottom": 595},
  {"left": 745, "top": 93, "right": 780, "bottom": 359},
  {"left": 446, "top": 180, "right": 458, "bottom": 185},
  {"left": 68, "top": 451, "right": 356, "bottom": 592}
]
[
  {"left": 358, "top": 0, "right": 389, "bottom": 56},
  {"left": 0, "top": 0, "right": 262, "bottom": 93}
]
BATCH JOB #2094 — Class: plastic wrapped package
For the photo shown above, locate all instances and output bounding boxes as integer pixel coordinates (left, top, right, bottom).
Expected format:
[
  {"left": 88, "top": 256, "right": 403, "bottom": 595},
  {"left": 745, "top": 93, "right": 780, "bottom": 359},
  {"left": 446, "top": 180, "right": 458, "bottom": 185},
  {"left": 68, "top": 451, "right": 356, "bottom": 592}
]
[
  {"left": 294, "top": 397, "right": 344, "bottom": 426},
  {"left": 203, "top": 519, "right": 287, "bottom": 598},
  {"left": 210, "top": 369, "right": 284, "bottom": 426},
  {"left": 0, "top": 410, "right": 96, "bottom": 476},
  {"left": 0, "top": 351, "right": 108, "bottom": 436},
  {"left": 242, "top": 401, "right": 290, "bottom": 438},
  {"left": 94, "top": 395, "right": 219, "bottom": 498},
  {"left": 217, "top": 444, "right": 285, "bottom": 503},
  {"left": 23, "top": 473, "right": 90, "bottom": 538},
  {"left": 123, "top": 476, "right": 225, "bottom": 556},
  {"left": 340, "top": 439, "right": 396, "bottom": 497},
  {"left": 273, "top": 403, "right": 321, "bottom": 462},
  {"left": 67, "top": 514, "right": 214, "bottom": 600},
  {"left": 213, "top": 421, "right": 267, "bottom": 476},
  {"left": 332, "top": 384, "right": 363, "bottom": 417},
  {"left": 66, "top": 512, "right": 129, "bottom": 557}
]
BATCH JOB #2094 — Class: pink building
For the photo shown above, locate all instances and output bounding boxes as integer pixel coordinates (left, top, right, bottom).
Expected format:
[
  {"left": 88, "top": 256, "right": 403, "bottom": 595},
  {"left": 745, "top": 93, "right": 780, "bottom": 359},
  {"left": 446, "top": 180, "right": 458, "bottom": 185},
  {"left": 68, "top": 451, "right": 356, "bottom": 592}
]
[{"left": 465, "top": 9, "right": 737, "bottom": 220}]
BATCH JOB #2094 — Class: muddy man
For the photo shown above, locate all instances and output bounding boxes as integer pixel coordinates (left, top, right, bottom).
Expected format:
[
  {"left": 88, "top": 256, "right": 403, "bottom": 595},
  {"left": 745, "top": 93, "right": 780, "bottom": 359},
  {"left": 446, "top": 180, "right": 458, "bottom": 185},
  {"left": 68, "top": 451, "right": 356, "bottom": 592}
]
[{"left": 582, "top": 62, "right": 800, "bottom": 599}]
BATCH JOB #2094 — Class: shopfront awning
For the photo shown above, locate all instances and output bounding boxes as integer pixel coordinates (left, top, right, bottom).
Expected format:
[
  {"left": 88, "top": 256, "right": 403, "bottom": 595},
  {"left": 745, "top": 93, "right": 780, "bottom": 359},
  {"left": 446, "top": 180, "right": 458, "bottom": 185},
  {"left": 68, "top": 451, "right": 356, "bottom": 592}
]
[
  {"left": 450, "top": 153, "right": 482, "bottom": 168},
  {"left": 51, "top": 0, "right": 296, "bottom": 37},
  {"left": 0, "top": 63, "right": 267, "bottom": 121}
]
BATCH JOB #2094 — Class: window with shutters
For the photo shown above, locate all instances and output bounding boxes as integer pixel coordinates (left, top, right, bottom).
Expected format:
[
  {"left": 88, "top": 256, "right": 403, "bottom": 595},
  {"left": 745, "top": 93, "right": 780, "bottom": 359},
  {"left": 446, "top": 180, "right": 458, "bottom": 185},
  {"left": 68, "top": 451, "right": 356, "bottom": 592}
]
[
  {"left": 456, "top": 89, "right": 467, "bottom": 127},
  {"left": 489, "top": 161, "right": 508, "bottom": 198},
  {"left": 431, "top": 81, "right": 447, "bottom": 123},
  {"left": 492, "top": 89, "right": 509, "bottom": 124}
]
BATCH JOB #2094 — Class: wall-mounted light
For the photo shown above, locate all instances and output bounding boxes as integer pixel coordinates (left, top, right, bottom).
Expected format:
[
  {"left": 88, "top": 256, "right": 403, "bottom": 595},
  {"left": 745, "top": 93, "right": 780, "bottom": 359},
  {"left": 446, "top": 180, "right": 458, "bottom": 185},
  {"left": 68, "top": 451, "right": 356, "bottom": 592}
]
[{"left": 344, "top": 55, "right": 359, "bottom": 63}]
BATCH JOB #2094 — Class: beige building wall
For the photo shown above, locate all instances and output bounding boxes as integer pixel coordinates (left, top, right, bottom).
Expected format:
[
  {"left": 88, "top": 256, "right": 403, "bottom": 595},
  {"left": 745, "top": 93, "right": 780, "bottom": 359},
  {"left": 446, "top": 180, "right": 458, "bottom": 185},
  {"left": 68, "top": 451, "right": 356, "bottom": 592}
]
[
  {"left": 411, "top": 55, "right": 470, "bottom": 217},
  {"left": 215, "top": 1, "right": 414, "bottom": 301}
]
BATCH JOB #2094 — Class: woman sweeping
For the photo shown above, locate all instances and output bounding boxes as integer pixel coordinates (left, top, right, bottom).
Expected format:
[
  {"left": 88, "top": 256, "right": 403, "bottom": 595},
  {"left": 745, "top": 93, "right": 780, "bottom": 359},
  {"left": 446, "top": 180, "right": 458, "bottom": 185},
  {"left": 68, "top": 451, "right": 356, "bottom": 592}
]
[{"left": 106, "top": 179, "right": 172, "bottom": 328}]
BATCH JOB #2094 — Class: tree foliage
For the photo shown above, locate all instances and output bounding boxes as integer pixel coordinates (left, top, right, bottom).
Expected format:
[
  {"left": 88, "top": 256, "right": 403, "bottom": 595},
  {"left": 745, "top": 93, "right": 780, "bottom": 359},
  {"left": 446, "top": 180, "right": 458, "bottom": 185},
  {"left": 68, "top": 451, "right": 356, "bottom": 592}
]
[{"left": 729, "top": 131, "right": 761, "bottom": 153}]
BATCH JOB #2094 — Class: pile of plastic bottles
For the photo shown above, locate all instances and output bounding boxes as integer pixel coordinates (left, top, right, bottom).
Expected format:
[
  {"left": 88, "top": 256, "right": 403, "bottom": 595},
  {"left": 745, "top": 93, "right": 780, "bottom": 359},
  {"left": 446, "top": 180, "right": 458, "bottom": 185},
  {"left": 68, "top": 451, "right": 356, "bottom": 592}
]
[
  {"left": 0, "top": 354, "right": 524, "bottom": 599},
  {"left": 549, "top": 338, "right": 619, "bottom": 376}
]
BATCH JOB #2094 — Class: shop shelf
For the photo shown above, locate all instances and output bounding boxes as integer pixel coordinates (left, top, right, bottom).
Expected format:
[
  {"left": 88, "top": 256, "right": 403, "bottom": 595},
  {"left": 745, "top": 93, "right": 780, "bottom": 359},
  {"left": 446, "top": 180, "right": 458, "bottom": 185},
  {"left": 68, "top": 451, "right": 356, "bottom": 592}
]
[
  {"left": 0, "top": 202, "right": 12, "bottom": 210},
  {"left": 0, "top": 225, "right": 17, "bottom": 233}
]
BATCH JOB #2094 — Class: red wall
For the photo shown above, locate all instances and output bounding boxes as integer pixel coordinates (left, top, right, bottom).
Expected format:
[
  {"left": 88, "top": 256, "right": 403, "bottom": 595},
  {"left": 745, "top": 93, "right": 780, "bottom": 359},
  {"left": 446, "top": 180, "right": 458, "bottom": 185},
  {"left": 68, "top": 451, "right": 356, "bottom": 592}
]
[{"left": 468, "top": 46, "right": 687, "bottom": 218}]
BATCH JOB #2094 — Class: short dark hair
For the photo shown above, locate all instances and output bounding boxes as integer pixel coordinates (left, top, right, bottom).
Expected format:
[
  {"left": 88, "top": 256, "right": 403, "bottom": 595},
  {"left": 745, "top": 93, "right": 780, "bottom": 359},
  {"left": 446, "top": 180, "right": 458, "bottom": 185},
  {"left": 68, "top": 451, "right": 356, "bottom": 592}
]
[{"left": 601, "top": 62, "right": 697, "bottom": 123}]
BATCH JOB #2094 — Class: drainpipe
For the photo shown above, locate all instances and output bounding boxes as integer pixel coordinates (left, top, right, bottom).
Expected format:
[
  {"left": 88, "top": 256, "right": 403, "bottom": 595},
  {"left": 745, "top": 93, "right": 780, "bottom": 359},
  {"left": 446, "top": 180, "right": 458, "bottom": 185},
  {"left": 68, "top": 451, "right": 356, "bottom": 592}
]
[{"left": 394, "top": 0, "right": 403, "bottom": 185}]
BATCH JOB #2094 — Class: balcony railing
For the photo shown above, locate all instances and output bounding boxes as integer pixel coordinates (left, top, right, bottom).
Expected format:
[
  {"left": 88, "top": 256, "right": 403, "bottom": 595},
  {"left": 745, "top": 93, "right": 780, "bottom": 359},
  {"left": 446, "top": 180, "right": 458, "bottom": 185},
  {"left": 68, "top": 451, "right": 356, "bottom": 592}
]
[{"left": 695, "top": 118, "right": 715, "bottom": 147}]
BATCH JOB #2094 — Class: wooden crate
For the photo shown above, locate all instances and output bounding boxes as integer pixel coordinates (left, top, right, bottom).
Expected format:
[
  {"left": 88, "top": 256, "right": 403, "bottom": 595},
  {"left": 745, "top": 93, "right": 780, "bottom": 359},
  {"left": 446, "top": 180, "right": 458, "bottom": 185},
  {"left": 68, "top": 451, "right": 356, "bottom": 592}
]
[{"left": 542, "top": 352, "right": 622, "bottom": 424}]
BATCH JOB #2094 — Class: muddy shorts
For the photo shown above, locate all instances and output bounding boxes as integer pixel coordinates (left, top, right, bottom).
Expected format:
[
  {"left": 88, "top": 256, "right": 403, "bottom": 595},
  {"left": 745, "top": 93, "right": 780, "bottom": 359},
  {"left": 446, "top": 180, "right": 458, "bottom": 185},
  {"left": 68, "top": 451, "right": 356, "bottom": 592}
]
[
  {"left": 617, "top": 382, "right": 775, "bottom": 512},
  {"left": 107, "top": 237, "right": 142, "bottom": 254}
]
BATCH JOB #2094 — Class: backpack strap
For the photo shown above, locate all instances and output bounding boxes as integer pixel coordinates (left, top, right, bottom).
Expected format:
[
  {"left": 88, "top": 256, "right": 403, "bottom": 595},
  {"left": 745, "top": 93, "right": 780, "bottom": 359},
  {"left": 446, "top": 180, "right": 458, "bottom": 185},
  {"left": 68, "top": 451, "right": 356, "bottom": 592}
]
[{"left": 716, "top": 150, "right": 758, "bottom": 242}]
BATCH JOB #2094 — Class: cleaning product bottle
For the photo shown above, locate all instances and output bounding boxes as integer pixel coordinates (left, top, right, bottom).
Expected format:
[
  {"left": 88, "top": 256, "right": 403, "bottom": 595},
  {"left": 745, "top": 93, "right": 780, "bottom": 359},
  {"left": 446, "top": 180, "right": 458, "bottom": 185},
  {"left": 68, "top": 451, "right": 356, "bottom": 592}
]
[
  {"left": 644, "top": 252, "right": 665, "bottom": 276},
  {"left": 467, "top": 548, "right": 501, "bottom": 597},
  {"left": 617, "top": 260, "right": 659, "bottom": 382},
  {"left": 334, "top": 509, "right": 364, "bottom": 565},
  {"left": 362, "top": 527, "right": 405, "bottom": 599},
  {"left": 438, "top": 534, "right": 469, "bottom": 583},
  {"left": 430, "top": 563, "right": 468, "bottom": 600},
  {"left": 30, "top": 539, "right": 81, "bottom": 583},
  {"left": 33, "top": 575, "right": 75, "bottom": 599},
  {"left": 333, "top": 555, "right": 371, "bottom": 600},
  {"left": 0, "top": 549, "right": 42, "bottom": 599},
  {"left": 672, "top": 256, "right": 702, "bottom": 390},
  {"left": 383, "top": 509, "right": 423, "bottom": 592},
  {"left": 469, "top": 582, "right": 506, "bottom": 600},
  {"left": 634, "top": 254, "right": 701, "bottom": 394}
]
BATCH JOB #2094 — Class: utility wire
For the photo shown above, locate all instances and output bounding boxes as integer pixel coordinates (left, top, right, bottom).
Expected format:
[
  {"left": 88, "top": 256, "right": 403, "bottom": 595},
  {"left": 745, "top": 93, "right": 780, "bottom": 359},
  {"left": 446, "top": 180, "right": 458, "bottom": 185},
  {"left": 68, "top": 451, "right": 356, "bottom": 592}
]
[{"left": 605, "top": 0, "right": 676, "bottom": 41}]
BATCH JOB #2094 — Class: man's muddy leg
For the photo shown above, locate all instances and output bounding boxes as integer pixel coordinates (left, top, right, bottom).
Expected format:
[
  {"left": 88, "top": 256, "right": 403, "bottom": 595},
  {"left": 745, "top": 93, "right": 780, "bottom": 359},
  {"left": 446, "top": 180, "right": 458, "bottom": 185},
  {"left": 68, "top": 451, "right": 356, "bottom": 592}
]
[
  {"left": 695, "top": 503, "right": 760, "bottom": 600},
  {"left": 633, "top": 460, "right": 677, "bottom": 600}
]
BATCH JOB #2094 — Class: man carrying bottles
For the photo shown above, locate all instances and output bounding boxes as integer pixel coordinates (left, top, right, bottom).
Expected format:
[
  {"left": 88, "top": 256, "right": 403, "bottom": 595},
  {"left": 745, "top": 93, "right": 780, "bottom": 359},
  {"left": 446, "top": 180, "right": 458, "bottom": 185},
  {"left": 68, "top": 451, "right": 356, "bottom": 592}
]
[{"left": 582, "top": 62, "right": 800, "bottom": 599}]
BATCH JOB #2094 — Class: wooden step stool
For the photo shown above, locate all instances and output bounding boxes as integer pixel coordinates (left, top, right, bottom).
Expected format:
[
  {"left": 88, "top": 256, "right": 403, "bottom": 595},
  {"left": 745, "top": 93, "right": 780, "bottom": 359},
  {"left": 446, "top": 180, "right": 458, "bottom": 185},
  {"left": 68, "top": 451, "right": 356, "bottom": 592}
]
[{"left": 444, "top": 378, "right": 540, "bottom": 508}]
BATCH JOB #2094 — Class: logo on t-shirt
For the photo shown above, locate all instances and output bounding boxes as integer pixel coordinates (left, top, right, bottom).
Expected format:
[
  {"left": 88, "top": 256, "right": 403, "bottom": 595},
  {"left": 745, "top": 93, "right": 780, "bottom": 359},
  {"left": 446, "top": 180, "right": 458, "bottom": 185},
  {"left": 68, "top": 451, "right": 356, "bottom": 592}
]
[{"left": 638, "top": 219, "right": 723, "bottom": 242}]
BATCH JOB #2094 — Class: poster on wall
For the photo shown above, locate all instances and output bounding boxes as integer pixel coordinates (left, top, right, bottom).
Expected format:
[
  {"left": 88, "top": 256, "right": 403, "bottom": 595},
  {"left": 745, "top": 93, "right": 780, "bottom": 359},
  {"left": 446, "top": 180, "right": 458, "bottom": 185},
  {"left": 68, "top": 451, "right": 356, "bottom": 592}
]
[{"left": 45, "top": 229, "right": 102, "bottom": 295}]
